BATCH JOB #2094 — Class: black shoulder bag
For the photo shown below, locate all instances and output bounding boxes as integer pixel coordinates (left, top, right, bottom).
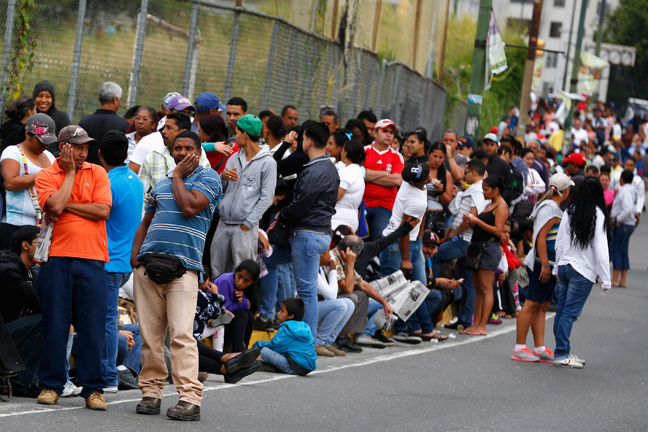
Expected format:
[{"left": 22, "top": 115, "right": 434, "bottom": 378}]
[{"left": 464, "top": 237, "right": 496, "bottom": 272}]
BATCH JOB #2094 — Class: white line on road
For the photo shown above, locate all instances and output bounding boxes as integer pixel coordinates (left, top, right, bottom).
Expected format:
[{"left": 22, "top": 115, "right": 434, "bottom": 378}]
[{"left": 0, "top": 315, "right": 553, "bottom": 418}]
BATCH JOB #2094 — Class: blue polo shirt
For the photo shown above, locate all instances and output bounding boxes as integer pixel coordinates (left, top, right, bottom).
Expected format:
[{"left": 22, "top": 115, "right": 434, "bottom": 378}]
[
  {"left": 138, "top": 166, "right": 222, "bottom": 272},
  {"left": 106, "top": 165, "right": 144, "bottom": 273}
]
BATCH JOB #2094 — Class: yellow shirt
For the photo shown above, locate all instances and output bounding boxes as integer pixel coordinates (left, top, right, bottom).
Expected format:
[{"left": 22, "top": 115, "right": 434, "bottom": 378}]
[{"left": 550, "top": 130, "right": 564, "bottom": 152}]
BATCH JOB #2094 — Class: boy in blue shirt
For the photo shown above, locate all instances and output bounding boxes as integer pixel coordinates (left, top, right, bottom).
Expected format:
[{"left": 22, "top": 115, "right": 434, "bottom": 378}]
[{"left": 254, "top": 298, "right": 317, "bottom": 375}]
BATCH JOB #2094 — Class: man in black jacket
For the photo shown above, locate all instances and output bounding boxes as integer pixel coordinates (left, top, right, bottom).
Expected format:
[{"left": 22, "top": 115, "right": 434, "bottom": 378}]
[
  {"left": 79, "top": 81, "right": 130, "bottom": 164},
  {"left": 260, "top": 122, "right": 339, "bottom": 337},
  {"left": 0, "top": 226, "right": 43, "bottom": 397},
  {"left": 482, "top": 133, "right": 516, "bottom": 203}
]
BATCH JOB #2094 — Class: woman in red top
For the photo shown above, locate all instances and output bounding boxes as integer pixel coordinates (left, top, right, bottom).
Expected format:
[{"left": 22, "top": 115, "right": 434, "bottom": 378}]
[{"left": 197, "top": 114, "right": 237, "bottom": 174}]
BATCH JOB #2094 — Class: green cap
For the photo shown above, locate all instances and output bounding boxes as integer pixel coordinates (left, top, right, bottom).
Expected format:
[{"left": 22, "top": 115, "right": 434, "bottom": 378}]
[{"left": 237, "top": 114, "right": 262, "bottom": 137}]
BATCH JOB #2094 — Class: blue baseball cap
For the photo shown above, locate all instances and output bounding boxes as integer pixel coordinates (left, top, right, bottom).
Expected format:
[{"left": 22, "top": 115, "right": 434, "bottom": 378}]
[
  {"left": 457, "top": 136, "right": 473, "bottom": 148},
  {"left": 194, "top": 92, "right": 227, "bottom": 112},
  {"left": 483, "top": 133, "right": 500, "bottom": 144}
]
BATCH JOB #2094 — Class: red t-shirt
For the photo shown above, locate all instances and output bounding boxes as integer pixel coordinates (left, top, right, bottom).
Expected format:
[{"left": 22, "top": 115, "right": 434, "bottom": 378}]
[
  {"left": 363, "top": 144, "right": 404, "bottom": 210},
  {"left": 207, "top": 143, "right": 239, "bottom": 174}
]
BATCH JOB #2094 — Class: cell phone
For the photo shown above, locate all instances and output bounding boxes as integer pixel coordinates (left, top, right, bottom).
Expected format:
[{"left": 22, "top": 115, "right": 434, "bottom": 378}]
[{"left": 455, "top": 278, "right": 464, "bottom": 283}]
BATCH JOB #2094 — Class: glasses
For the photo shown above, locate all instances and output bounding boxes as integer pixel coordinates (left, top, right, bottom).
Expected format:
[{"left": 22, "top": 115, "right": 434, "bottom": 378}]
[{"left": 134, "top": 117, "right": 153, "bottom": 122}]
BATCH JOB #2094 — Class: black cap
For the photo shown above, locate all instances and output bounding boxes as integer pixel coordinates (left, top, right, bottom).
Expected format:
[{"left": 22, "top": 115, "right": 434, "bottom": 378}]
[
  {"left": 422, "top": 231, "right": 440, "bottom": 245},
  {"left": 402, "top": 162, "right": 430, "bottom": 184}
]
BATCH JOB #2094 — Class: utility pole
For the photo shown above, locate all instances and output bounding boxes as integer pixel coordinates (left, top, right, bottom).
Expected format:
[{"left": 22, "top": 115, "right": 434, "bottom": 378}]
[
  {"left": 516, "top": 0, "right": 543, "bottom": 142},
  {"left": 463, "top": 0, "right": 493, "bottom": 143},
  {"left": 371, "top": 0, "right": 382, "bottom": 51},
  {"left": 561, "top": 0, "right": 578, "bottom": 91},
  {"left": 592, "top": 0, "right": 606, "bottom": 102},
  {"left": 562, "top": 0, "right": 588, "bottom": 155}
]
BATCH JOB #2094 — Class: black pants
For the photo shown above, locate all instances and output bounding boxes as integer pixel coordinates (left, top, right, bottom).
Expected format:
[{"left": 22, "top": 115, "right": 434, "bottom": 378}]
[
  {"left": 493, "top": 278, "right": 516, "bottom": 315},
  {"left": 197, "top": 341, "right": 226, "bottom": 374},
  {"left": 225, "top": 309, "right": 254, "bottom": 352}
]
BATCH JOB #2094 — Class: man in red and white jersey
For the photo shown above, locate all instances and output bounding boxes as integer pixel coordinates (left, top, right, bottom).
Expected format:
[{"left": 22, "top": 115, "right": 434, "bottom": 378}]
[{"left": 362, "top": 119, "right": 404, "bottom": 241}]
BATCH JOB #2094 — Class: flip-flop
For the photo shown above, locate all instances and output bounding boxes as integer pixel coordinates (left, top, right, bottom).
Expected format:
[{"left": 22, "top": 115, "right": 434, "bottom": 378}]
[
  {"left": 431, "top": 332, "right": 449, "bottom": 341},
  {"left": 611, "top": 282, "right": 619, "bottom": 287}
]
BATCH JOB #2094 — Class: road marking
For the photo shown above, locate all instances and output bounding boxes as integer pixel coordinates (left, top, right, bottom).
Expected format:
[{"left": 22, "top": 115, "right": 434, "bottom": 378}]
[{"left": 0, "top": 315, "right": 553, "bottom": 418}]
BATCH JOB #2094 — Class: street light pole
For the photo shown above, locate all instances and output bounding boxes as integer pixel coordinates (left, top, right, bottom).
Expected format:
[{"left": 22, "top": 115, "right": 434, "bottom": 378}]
[
  {"left": 463, "top": 0, "right": 493, "bottom": 143},
  {"left": 516, "top": 0, "right": 543, "bottom": 143},
  {"left": 561, "top": 0, "right": 579, "bottom": 91},
  {"left": 562, "top": 0, "right": 589, "bottom": 155}
]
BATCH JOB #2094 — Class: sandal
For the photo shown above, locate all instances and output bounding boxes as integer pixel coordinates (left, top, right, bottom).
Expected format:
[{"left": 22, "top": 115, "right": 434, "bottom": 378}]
[{"left": 611, "top": 282, "right": 619, "bottom": 287}]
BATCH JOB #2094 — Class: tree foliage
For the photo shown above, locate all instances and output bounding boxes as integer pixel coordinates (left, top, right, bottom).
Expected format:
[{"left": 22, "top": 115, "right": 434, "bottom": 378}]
[{"left": 603, "top": 0, "right": 648, "bottom": 100}]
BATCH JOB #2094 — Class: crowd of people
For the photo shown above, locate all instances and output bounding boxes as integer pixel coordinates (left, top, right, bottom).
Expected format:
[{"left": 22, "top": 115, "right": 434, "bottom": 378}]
[{"left": 0, "top": 81, "right": 645, "bottom": 420}]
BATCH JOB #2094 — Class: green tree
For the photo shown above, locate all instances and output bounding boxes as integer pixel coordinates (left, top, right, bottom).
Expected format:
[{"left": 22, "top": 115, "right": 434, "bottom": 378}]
[{"left": 603, "top": 0, "right": 648, "bottom": 101}]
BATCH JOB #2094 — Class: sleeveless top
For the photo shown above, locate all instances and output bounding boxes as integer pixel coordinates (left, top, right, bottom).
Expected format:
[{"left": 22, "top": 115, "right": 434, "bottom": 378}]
[{"left": 471, "top": 205, "right": 500, "bottom": 243}]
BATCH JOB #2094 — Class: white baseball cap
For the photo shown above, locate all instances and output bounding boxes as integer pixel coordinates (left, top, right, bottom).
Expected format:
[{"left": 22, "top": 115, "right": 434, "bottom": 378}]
[
  {"left": 375, "top": 119, "right": 396, "bottom": 131},
  {"left": 549, "top": 173, "right": 575, "bottom": 196}
]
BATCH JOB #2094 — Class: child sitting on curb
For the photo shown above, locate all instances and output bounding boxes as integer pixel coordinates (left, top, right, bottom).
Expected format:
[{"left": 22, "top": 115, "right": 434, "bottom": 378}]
[{"left": 254, "top": 298, "right": 317, "bottom": 375}]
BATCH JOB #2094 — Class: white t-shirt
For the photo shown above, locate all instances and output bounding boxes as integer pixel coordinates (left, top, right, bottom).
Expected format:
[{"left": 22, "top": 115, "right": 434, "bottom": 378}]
[
  {"left": 130, "top": 132, "right": 163, "bottom": 167},
  {"left": 1, "top": 146, "right": 55, "bottom": 226},
  {"left": 331, "top": 163, "right": 365, "bottom": 232},
  {"left": 571, "top": 128, "right": 589, "bottom": 146},
  {"left": 382, "top": 182, "right": 426, "bottom": 242}
]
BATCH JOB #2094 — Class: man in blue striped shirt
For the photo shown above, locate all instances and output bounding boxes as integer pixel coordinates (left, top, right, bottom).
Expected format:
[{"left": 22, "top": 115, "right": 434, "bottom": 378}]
[{"left": 131, "top": 131, "right": 221, "bottom": 421}]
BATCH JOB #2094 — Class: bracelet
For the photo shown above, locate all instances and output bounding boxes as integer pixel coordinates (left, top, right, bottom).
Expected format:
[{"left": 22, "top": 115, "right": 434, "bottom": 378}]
[{"left": 541, "top": 264, "right": 550, "bottom": 268}]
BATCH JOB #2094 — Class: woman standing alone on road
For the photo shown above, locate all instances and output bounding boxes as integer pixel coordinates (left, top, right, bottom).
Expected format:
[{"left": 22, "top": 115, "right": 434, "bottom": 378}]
[{"left": 552, "top": 177, "right": 610, "bottom": 368}]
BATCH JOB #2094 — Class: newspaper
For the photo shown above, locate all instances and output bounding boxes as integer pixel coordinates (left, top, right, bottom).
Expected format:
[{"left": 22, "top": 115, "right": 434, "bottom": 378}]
[
  {"left": 34, "top": 222, "right": 54, "bottom": 263},
  {"left": 370, "top": 270, "right": 429, "bottom": 324}
]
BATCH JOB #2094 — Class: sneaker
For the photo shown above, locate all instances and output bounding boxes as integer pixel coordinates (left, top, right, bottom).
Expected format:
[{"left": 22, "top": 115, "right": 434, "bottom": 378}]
[
  {"left": 534, "top": 348, "right": 555, "bottom": 363},
  {"left": 354, "top": 336, "right": 386, "bottom": 349},
  {"left": 511, "top": 347, "right": 540, "bottom": 362},
  {"left": 572, "top": 354, "right": 587, "bottom": 365},
  {"left": 553, "top": 356, "right": 584, "bottom": 369},
  {"left": 166, "top": 400, "right": 201, "bottom": 421},
  {"left": 335, "top": 335, "right": 363, "bottom": 353},
  {"left": 85, "top": 392, "right": 107, "bottom": 411},
  {"left": 315, "top": 345, "right": 335, "bottom": 357},
  {"left": 253, "top": 316, "right": 274, "bottom": 332},
  {"left": 62, "top": 381, "right": 82, "bottom": 397},
  {"left": 392, "top": 332, "right": 422, "bottom": 345},
  {"left": 224, "top": 361, "right": 261, "bottom": 384},
  {"left": 208, "top": 312, "right": 233, "bottom": 328},
  {"left": 104, "top": 386, "right": 119, "bottom": 393},
  {"left": 373, "top": 331, "right": 395, "bottom": 346},
  {"left": 488, "top": 313, "right": 502, "bottom": 325},
  {"left": 444, "top": 320, "right": 468, "bottom": 331},
  {"left": 36, "top": 389, "right": 59, "bottom": 405},
  {"left": 118, "top": 369, "right": 139, "bottom": 390},
  {"left": 136, "top": 396, "right": 161, "bottom": 415},
  {"left": 325, "top": 345, "right": 347, "bottom": 356}
]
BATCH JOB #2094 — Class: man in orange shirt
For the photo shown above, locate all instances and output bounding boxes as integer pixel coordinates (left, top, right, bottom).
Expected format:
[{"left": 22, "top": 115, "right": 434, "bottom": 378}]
[{"left": 33, "top": 125, "right": 112, "bottom": 411}]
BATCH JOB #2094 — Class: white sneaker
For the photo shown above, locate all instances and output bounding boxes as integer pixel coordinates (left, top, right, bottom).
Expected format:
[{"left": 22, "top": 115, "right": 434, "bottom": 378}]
[
  {"left": 572, "top": 354, "right": 587, "bottom": 365},
  {"left": 552, "top": 356, "right": 584, "bottom": 369},
  {"left": 104, "top": 386, "right": 119, "bottom": 393},
  {"left": 62, "top": 381, "right": 82, "bottom": 397}
]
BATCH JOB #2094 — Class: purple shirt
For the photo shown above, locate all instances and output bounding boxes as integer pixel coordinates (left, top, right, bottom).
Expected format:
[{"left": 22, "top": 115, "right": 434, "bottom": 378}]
[{"left": 215, "top": 272, "right": 250, "bottom": 312}]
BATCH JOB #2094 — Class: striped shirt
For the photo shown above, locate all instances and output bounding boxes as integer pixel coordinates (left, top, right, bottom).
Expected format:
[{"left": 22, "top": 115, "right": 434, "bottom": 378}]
[
  {"left": 535, "top": 222, "right": 560, "bottom": 266},
  {"left": 137, "top": 166, "right": 222, "bottom": 272}
]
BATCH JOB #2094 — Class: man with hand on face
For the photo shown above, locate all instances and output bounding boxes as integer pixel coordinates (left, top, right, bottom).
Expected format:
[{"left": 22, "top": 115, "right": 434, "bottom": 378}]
[
  {"left": 138, "top": 112, "right": 210, "bottom": 196},
  {"left": 34, "top": 125, "right": 113, "bottom": 411},
  {"left": 131, "top": 131, "right": 221, "bottom": 422}
]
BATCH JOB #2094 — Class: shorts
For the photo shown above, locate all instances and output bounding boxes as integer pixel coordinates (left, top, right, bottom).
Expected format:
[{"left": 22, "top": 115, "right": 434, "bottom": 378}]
[
  {"left": 474, "top": 240, "right": 501, "bottom": 272},
  {"left": 525, "top": 262, "right": 556, "bottom": 303}
]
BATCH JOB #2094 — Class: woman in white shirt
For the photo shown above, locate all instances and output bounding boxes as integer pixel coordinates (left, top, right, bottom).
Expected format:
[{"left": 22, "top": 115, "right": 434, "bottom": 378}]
[
  {"left": 521, "top": 148, "right": 546, "bottom": 200},
  {"left": 552, "top": 177, "right": 610, "bottom": 368},
  {"left": 331, "top": 140, "right": 365, "bottom": 233},
  {"left": 0, "top": 113, "right": 56, "bottom": 249},
  {"left": 610, "top": 169, "right": 637, "bottom": 287}
]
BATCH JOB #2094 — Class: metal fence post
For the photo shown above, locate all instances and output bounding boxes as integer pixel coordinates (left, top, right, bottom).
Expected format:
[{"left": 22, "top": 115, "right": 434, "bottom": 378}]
[
  {"left": 183, "top": 1, "right": 199, "bottom": 97},
  {"left": 283, "top": 29, "right": 298, "bottom": 109},
  {"left": 127, "top": 0, "right": 149, "bottom": 108},
  {"left": 392, "top": 65, "right": 403, "bottom": 126},
  {"left": 261, "top": 21, "right": 279, "bottom": 110},
  {"left": 223, "top": 9, "right": 241, "bottom": 103},
  {"left": 0, "top": 0, "right": 17, "bottom": 115},
  {"left": 66, "top": 0, "right": 86, "bottom": 120},
  {"left": 375, "top": 59, "right": 386, "bottom": 117}
]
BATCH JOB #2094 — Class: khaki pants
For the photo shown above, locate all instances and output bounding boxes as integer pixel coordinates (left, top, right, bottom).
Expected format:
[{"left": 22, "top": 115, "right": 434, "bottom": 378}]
[{"left": 133, "top": 266, "right": 202, "bottom": 406}]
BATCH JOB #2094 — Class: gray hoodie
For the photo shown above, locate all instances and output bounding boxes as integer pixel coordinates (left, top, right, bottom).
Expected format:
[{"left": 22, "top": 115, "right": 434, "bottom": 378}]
[{"left": 218, "top": 146, "right": 277, "bottom": 228}]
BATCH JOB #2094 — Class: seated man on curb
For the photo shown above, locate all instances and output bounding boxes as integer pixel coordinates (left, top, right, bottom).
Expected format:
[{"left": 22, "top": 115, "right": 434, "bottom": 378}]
[{"left": 0, "top": 226, "right": 43, "bottom": 397}]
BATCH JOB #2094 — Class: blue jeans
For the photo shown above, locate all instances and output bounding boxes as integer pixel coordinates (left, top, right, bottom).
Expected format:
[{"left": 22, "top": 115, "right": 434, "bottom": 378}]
[
  {"left": 259, "top": 230, "right": 330, "bottom": 337},
  {"left": 5, "top": 314, "right": 43, "bottom": 389},
  {"left": 260, "top": 347, "right": 295, "bottom": 374},
  {"left": 116, "top": 324, "right": 142, "bottom": 375},
  {"left": 365, "top": 206, "right": 392, "bottom": 241},
  {"left": 380, "top": 238, "right": 433, "bottom": 333},
  {"left": 103, "top": 271, "right": 131, "bottom": 387},
  {"left": 611, "top": 224, "right": 634, "bottom": 270},
  {"left": 362, "top": 298, "right": 383, "bottom": 337},
  {"left": 553, "top": 265, "right": 594, "bottom": 361},
  {"left": 38, "top": 257, "right": 108, "bottom": 398},
  {"left": 431, "top": 237, "right": 474, "bottom": 326},
  {"left": 316, "top": 298, "right": 355, "bottom": 346},
  {"left": 276, "top": 263, "right": 296, "bottom": 311},
  {"left": 424, "top": 289, "right": 444, "bottom": 324}
]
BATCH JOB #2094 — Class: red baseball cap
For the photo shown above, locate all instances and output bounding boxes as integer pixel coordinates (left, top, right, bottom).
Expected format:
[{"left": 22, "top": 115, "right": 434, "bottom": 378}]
[{"left": 562, "top": 152, "right": 586, "bottom": 166}]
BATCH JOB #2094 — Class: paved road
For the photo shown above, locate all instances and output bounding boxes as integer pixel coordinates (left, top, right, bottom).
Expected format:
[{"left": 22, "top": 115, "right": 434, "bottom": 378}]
[{"left": 2, "top": 223, "right": 647, "bottom": 431}]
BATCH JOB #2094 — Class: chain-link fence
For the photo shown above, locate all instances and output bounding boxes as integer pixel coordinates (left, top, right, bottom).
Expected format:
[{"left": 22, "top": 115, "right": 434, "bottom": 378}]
[{"left": 1, "top": 0, "right": 454, "bottom": 139}]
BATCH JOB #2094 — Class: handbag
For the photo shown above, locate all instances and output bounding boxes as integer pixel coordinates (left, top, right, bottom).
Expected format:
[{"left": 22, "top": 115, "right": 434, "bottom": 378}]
[
  {"left": 268, "top": 223, "right": 292, "bottom": 249},
  {"left": 464, "top": 238, "right": 495, "bottom": 272},
  {"left": 143, "top": 253, "right": 186, "bottom": 284}
]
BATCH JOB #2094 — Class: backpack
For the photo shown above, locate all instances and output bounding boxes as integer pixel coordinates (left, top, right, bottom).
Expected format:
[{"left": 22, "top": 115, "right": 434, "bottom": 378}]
[{"left": 508, "top": 165, "right": 525, "bottom": 205}]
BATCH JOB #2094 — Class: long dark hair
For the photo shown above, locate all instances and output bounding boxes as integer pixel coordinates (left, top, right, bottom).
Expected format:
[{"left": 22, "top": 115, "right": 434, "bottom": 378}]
[
  {"left": 198, "top": 114, "right": 229, "bottom": 144},
  {"left": 406, "top": 131, "right": 431, "bottom": 154},
  {"left": 567, "top": 177, "right": 609, "bottom": 249}
]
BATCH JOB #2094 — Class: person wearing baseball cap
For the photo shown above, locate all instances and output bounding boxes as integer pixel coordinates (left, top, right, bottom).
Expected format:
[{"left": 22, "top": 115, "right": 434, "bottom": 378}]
[
  {"left": 512, "top": 172, "right": 572, "bottom": 363},
  {"left": 481, "top": 132, "right": 515, "bottom": 202},
  {"left": 561, "top": 152, "right": 586, "bottom": 209},
  {"left": 363, "top": 118, "right": 405, "bottom": 241},
  {"left": 0, "top": 113, "right": 57, "bottom": 248},
  {"left": 194, "top": 92, "right": 226, "bottom": 119},
  {"left": 33, "top": 123, "right": 113, "bottom": 410},
  {"left": 210, "top": 113, "right": 277, "bottom": 279}
]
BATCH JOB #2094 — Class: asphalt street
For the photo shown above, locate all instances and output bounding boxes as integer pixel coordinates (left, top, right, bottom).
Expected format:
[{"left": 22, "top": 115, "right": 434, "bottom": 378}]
[{"left": 2, "top": 223, "right": 647, "bottom": 432}]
